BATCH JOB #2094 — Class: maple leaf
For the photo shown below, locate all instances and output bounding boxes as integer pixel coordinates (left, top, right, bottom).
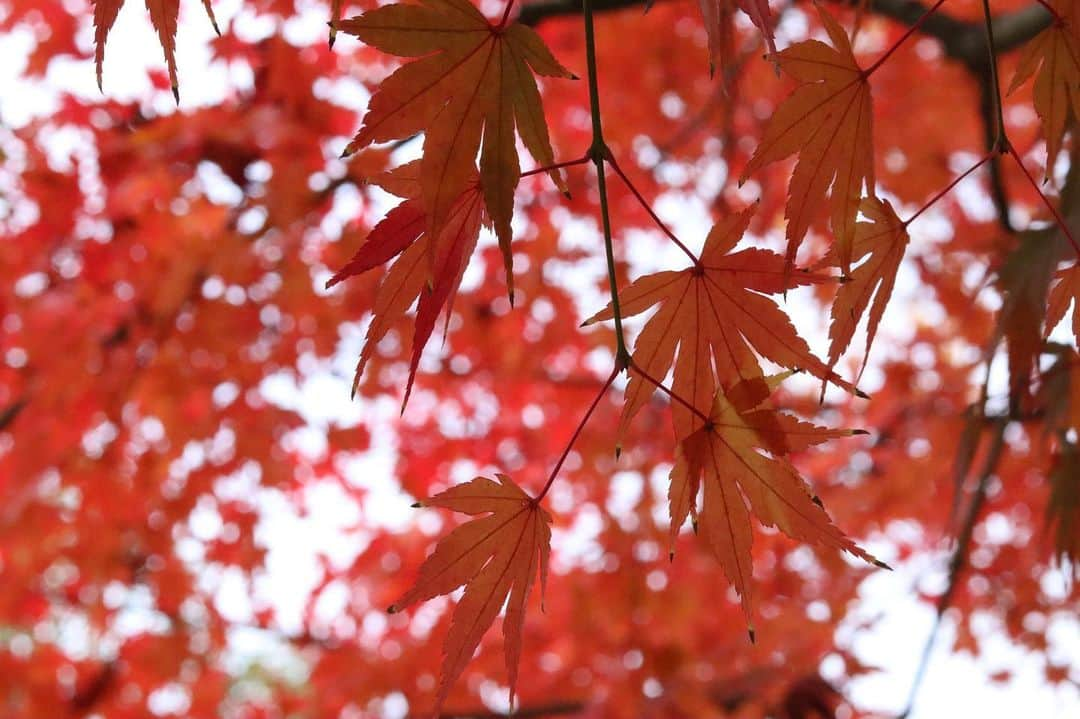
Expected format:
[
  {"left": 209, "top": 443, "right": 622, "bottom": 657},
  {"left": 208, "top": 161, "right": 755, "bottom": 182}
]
[
  {"left": 996, "top": 229, "right": 1063, "bottom": 406},
  {"left": 336, "top": 0, "right": 574, "bottom": 299},
  {"left": 822, "top": 196, "right": 910, "bottom": 381},
  {"left": 1039, "top": 347, "right": 1080, "bottom": 435},
  {"left": 328, "top": 0, "right": 344, "bottom": 48},
  {"left": 584, "top": 207, "right": 856, "bottom": 442},
  {"left": 1047, "top": 262, "right": 1080, "bottom": 343},
  {"left": 92, "top": 0, "right": 219, "bottom": 100},
  {"left": 1047, "top": 442, "right": 1080, "bottom": 574},
  {"left": 740, "top": 6, "right": 874, "bottom": 274},
  {"left": 697, "top": 0, "right": 776, "bottom": 72},
  {"left": 1008, "top": 0, "right": 1080, "bottom": 174},
  {"left": 390, "top": 474, "right": 552, "bottom": 711},
  {"left": 669, "top": 376, "right": 884, "bottom": 621},
  {"left": 326, "top": 161, "right": 485, "bottom": 404}
]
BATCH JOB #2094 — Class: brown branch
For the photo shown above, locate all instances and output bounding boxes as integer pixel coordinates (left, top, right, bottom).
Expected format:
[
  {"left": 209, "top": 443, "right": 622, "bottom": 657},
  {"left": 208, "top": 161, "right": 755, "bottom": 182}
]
[
  {"left": 519, "top": 0, "right": 649, "bottom": 25},
  {"left": 0, "top": 397, "right": 26, "bottom": 432},
  {"left": 521, "top": 1, "right": 1051, "bottom": 231},
  {"left": 521, "top": 0, "right": 1053, "bottom": 59},
  {"left": 434, "top": 701, "right": 585, "bottom": 719}
]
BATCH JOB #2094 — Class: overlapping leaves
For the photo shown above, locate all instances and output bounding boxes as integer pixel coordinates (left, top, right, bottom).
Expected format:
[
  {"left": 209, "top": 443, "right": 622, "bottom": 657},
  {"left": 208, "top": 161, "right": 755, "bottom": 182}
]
[
  {"left": 336, "top": 0, "right": 573, "bottom": 298},
  {"left": 326, "top": 161, "right": 484, "bottom": 404},
  {"left": 669, "top": 375, "right": 885, "bottom": 621},
  {"left": 697, "top": 0, "right": 775, "bottom": 71},
  {"left": 585, "top": 207, "right": 856, "bottom": 443}
]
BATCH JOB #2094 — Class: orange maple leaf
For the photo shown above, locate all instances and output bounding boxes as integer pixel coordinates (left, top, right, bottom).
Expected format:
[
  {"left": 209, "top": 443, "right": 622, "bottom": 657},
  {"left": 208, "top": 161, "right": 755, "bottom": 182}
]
[
  {"left": 326, "top": 162, "right": 485, "bottom": 404},
  {"left": 1008, "top": 0, "right": 1080, "bottom": 173},
  {"left": 584, "top": 207, "right": 856, "bottom": 443},
  {"left": 390, "top": 474, "right": 552, "bottom": 712},
  {"left": 822, "top": 196, "right": 910, "bottom": 381},
  {"left": 328, "top": 0, "right": 344, "bottom": 47},
  {"left": 697, "top": 0, "right": 776, "bottom": 72},
  {"left": 93, "top": 0, "right": 219, "bottom": 100},
  {"left": 1047, "top": 442, "right": 1080, "bottom": 572},
  {"left": 336, "top": 0, "right": 574, "bottom": 298},
  {"left": 669, "top": 375, "right": 885, "bottom": 622},
  {"left": 1047, "top": 261, "right": 1080, "bottom": 343},
  {"left": 740, "top": 6, "right": 874, "bottom": 274},
  {"left": 996, "top": 231, "right": 1062, "bottom": 404}
]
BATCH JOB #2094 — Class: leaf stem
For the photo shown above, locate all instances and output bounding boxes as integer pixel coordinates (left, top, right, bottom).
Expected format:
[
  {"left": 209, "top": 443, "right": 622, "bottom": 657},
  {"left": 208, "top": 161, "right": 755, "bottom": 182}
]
[
  {"left": 1031, "top": 0, "right": 1062, "bottom": 23},
  {"left": 1007, "top": 145, "right": 1080, "bottom": 257},
  {"left": 864, "top": 0, "right": 948, "bottom": 77},
  {"left": 535, "top": 367, "right": 618, "bottom": 502},
  {"left": 582, "top": 0, "right": 630, "bottom": 368},
  {"left": 499, "top": 0, "right": 515, "bottom": 28},
  {"left": 520, "top": 154, "right": 590, "bottom": 179},
  {"left": 903, "top": 152, "right": 993, "bottom": 227},
  {"left": 975, "top": 0, "right": 1079, "bottom": 256},
  {"left": 606, "top": 154, "right": 702, "bottom": 268},
  {"left": 629, "top": 360, "right": 711, "bottom": 425}
]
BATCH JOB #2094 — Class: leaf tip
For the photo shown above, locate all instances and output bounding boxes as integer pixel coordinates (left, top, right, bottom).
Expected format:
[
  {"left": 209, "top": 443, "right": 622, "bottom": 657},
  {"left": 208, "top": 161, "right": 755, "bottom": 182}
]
[
  {"left": 668, "top": 550, "right": 675, "bottom": 563},
  {"left": 855, "top": 388, "right": 870, "bottom": 400},
  {"left": 691, "top": 517, "right": 698, "bottom": 535},
  {"left": 811, "top": 494, "right": 824, "bottom": 508},
  {"left": 851, "top": 428, "right": 870, "bottom": 436},
  {"left": 387, "top": 604, "right": 399, "bottom": 614},
  {"left": 747, "top": 625, "right": 756, "bottom": 644},
  {"left": 171, "top": 84, "right": 180, "bottom": 104},
  {"left": 873, "top": 559, "right": 893, "bottom": 571},
  {"left": 410, "top": 501, "right": 423, "bottom": 508}
]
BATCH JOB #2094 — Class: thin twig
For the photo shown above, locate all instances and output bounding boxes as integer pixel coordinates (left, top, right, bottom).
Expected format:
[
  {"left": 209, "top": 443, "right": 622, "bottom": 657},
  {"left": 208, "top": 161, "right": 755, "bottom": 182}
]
[
  {"left": 629, "top": 360, "right": 712, "bottom": 424},
  {"left": 903, "top": 152, "right": 994, "bottom": 227},
  {"left": 605, "top": 155, "right": 701, "bottom": 267},
  {"left": 582, "top": 0, "right": 630, "bottom": 367},
  {"left": 864, "top": 0, "right": 949, "bottom": 76},
  {"left": 535, "top": 367, "right": 618, "bottom": 501},
  {"left": 899, "top": 419, "right": 1007, "bottom": 718}
]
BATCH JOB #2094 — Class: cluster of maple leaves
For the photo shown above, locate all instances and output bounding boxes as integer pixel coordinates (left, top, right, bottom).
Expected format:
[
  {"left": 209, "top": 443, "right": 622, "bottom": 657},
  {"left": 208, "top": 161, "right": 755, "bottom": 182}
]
[{"left": 2, "top": 0, "right": 1079, "bottom": 716}]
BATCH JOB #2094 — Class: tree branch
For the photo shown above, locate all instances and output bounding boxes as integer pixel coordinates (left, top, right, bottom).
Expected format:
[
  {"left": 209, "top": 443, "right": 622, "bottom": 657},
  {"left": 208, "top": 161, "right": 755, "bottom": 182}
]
[
  {"left": 436, "top": 702, "right": 585, "bottom": 719},
  {"left": 519, "top": 0, "right": 646, "bottom": 25},
  {"left": 0, "top": 397, "right": 26, "bottom": 432},
  {"left": 520, "top": 0, "right": 1052, "bottom": 63}
]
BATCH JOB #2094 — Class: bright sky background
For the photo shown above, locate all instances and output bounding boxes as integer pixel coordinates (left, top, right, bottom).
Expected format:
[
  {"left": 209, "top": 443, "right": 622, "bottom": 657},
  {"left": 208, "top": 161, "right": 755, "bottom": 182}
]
[{"left": 1, "top": 1, "right": 1078, "bottom": 716}]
